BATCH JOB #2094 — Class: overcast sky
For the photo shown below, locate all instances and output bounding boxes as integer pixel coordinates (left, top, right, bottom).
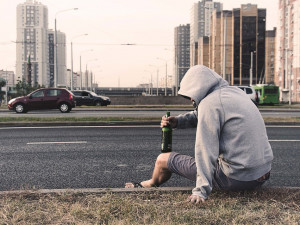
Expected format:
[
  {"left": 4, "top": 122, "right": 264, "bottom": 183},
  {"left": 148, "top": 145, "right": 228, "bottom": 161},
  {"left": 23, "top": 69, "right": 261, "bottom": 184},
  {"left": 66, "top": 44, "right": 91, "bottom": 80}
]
[{"left": 0, "top": 0, "right": 278, "bottom": 87}]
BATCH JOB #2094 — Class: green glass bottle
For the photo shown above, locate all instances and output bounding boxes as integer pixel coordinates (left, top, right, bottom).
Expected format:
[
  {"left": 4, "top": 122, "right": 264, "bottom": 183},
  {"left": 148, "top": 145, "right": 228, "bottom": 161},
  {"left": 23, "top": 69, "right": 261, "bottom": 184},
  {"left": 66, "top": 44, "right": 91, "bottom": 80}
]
[{"left": 161, "top": 111, "right": 172, "bottom": 153}]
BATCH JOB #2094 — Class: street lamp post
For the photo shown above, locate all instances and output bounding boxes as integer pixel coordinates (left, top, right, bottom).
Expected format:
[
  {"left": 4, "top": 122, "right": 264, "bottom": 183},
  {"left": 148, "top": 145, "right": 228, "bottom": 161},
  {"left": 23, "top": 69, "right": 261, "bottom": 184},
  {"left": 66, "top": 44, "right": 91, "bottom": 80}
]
[
  {"left": 5, "top": 70, "right": 8, "bottom": 105},
  {"left": 157, "top": 58, "right": 168, "bottom": 96},
  {"left": 144, "top": 70, "right": 153, "bottom": 95},
  {"left": 285, "top": 48, "right": 293, "bottom": 105},
  {"left": 148, "top": 65, "right": 159, "bottom": 96},
  {"left": 249, "top": 51, "right": 255, "bottom": 86},
  {"left": 71, "top": 34, "right": 88, "bottom": 90},
  {"left": 55, "top": 8, "right": 78, "bottom": 88},
  {"left": 223, "top": 11, "right": 230, "bottom": 80},
  {"left": 156, "top": 69, "right": 159, "bottom": 96}
]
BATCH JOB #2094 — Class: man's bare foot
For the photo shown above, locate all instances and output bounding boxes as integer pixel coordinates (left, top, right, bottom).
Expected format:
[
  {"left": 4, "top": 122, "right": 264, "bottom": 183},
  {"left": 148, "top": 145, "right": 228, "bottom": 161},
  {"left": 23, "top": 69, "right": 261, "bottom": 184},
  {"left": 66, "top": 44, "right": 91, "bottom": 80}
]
[
  {"left": 125, "top": 182, "right": 143, "bottom": 188},
  {"left": 125, "top": 180, "right": 155, "bottom": 188}
]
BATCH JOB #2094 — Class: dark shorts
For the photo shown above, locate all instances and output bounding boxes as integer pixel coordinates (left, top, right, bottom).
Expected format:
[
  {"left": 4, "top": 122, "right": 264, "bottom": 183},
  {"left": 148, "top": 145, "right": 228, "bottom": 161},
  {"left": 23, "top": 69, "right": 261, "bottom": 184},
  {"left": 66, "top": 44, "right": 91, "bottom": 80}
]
[{"left": 167, "top": 152, "right": 268, "bottom": 191}]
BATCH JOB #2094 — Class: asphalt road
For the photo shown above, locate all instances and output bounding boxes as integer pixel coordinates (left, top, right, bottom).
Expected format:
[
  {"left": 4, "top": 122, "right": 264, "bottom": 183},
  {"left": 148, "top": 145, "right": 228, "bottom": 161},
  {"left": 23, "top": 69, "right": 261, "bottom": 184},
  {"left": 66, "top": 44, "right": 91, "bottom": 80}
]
[
  {"left": 0, "top": 125, "right": 299, "bottom": 191},
  {"left": 0, "top": 108, "right": 299, "bottom": 118}
]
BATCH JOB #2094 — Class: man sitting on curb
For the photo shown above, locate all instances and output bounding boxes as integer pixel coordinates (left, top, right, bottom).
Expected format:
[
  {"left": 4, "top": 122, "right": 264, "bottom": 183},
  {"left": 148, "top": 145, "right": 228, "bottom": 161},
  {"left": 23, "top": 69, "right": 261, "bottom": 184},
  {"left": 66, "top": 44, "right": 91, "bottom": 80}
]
[{"left": 126, "top": 65, "right": 273, "bottom": 204}]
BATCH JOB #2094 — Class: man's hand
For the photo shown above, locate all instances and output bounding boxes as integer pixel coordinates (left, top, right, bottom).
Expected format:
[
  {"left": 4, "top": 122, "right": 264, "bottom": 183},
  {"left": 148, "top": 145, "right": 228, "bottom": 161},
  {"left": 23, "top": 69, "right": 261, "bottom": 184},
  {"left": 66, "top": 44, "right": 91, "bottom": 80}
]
[
  {"left": 187, "top": 194, "right": 205, "bottom": 204},
  {"left": 160, "top": 115, "right": 178, "bottom": 128}
]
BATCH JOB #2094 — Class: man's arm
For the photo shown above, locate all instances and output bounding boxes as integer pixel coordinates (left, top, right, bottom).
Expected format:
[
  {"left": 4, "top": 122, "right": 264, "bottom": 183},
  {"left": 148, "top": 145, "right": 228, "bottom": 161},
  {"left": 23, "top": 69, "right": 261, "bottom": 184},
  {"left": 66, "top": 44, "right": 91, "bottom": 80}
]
[
  {"left": 192, "top": 99, "right": 223, "bottom": 200},
  {"left": 160, "top": 110, "right": 198, "bottom": 129},
  {"left": 175, "top": 110, "right": 198, "bottom": 129}
]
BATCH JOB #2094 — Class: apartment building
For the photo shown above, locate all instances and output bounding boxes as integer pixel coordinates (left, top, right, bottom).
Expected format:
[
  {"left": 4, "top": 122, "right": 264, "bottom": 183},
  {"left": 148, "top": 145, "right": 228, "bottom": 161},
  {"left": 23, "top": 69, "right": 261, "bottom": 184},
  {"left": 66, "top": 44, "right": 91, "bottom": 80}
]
[
  {"left": 208, "top": 4, "right": 266, "bottom": 85},
  {"left": 198, "top": 36, "right": 210, "bottom": 67},
  {"left": 16, "top": 0, "right": 49, "bottom": 86},
  {"left": 190, "top": 0, "right": 222, "bottom": 66},
  {"left": 265, "top": 28, "right": 277, "bottom": 84},
  {"left": 48, "top": 30, "right": 67, "bottom": 87},
  {"left": 174, "top": 24, "right": 190, "bottom": 94},
  {"left": 276, "top": 0, "right": 300, "bottom": 102},
  {"left": 0, "top": 70, "right": 15, "bottom": 87},
  {"left": 16, "top": 0, "right": 68, "bottom": 88}
]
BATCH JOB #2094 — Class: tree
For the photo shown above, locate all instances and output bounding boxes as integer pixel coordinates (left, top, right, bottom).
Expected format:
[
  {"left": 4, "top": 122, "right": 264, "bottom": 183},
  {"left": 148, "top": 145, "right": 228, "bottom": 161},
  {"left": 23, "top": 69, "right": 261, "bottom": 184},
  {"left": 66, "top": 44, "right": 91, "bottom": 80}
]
[
  {"left": 0, "top": 78, "right": 6, "bottom": 104},
  {"left": 0, "top": 78, "right": 6, "bottom": 89},
  {"left": 15, "top": 78, "right": 44, "bottom": 97}
]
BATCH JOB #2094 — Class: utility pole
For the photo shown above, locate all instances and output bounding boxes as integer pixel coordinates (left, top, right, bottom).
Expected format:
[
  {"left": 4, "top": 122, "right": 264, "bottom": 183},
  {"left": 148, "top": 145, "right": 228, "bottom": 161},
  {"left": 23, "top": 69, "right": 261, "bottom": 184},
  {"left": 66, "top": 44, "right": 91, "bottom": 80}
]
[
  {"left": 223, "top": 13, "right": 227, "bottom": 80},
  {"left": 5, "top": 70, "right": 8, "bottom": 105},
  {"left": 250, "top": 51, "right": 253, "bottom": 86},
  {"left": 157, "top": 69, "right": 159, "bottom": 96}
]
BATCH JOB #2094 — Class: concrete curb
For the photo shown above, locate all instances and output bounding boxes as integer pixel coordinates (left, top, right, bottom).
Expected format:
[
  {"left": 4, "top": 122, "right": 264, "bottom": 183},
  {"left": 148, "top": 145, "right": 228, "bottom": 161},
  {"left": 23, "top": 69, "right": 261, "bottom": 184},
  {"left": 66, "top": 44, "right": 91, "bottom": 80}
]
[
  {"left": 0, "top": 186, "right": 299, "bottom": 196},
  {"left": 0, "top": 187, "right": 194, "bottom": 196}
]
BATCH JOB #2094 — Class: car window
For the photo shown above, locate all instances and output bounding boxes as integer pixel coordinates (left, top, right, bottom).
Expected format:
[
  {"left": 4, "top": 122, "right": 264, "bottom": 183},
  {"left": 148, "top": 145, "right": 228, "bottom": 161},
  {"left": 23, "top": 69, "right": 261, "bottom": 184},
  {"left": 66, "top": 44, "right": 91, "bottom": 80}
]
[
  {"left": 245, "top": 88, "right": 253, "bottom": 94},
  {"left": 73, "top": 92, "right": 82, "bottom": 96},
  {"left": 90, "top": 92, "right": 97, "bottom": 96},
  {"left": 47, "top": 89, "right": 61, "bottom": 97},
  {"left": 82, "top": 92, "right": 89, "bottom": 97},
  {"left": 31, "top": 90, "right": 44, "bottom": 98}
]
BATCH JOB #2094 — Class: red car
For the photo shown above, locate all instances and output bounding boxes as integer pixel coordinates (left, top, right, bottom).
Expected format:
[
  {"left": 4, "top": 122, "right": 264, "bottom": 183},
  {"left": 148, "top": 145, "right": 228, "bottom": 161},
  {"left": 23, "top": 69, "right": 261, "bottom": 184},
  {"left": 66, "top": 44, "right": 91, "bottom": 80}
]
[{"left": 8, "top": 88, "right": 76, "bottom": 113}]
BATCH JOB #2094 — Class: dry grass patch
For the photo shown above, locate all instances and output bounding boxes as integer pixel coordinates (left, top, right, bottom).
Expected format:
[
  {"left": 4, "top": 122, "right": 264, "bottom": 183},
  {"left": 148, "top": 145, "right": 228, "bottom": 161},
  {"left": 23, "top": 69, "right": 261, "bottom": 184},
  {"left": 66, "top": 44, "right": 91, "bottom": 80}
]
[
  {"left": 263, "top": 117, "right": 300, "bottom": 122},
  {"left": 0, "top": 188, "right": 299, "bottom": 224}
]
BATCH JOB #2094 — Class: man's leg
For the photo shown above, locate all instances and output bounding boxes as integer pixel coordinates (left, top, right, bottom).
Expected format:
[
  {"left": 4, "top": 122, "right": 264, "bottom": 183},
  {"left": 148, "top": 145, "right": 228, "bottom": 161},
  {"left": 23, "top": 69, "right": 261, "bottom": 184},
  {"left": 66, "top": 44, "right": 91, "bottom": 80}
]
[{"left": 125, "top": 153, "right": 172, "bottom": 188}]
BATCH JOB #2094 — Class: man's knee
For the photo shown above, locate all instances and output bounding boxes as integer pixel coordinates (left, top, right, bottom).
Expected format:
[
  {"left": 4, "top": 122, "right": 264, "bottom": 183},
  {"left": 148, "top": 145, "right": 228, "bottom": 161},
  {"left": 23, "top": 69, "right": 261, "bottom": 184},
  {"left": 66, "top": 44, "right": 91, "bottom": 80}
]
[{"left": 155, "top": 153, "right": 171, "bottom": 169}]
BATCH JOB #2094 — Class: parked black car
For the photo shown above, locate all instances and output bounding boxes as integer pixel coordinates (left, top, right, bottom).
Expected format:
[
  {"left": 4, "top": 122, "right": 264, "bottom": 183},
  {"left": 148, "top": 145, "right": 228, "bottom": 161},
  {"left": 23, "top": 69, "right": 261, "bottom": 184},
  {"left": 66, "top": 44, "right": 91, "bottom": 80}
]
[
  {"left": 8, "top": 88, "right": 76, "bottom": 113},
  {"left": 72, "top": 90, "right": 111, "bottom": 106}
]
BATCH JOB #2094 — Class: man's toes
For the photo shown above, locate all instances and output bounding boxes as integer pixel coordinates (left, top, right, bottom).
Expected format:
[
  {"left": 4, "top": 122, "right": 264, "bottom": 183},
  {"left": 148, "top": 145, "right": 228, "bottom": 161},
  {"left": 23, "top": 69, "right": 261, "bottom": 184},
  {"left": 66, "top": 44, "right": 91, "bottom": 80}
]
[{"left": 125, "top": 182, "right": 135, "bottom": 188}]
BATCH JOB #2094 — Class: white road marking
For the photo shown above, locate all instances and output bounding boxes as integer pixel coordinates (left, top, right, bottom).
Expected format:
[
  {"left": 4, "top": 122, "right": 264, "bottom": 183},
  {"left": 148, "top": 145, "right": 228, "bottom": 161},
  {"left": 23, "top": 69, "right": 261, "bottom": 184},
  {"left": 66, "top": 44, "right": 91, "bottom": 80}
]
[
  {"left": 27, "top": 141, "right": 87, "bottom": 145},
  {"left": 266, "top": 126, "right": 300, "bottom": 128},
  {"left": 0, "top": 125, "right": 158, "bottom": 129},
  {"left": 269, "top": 140, "right": 300, "bottom": 142}
]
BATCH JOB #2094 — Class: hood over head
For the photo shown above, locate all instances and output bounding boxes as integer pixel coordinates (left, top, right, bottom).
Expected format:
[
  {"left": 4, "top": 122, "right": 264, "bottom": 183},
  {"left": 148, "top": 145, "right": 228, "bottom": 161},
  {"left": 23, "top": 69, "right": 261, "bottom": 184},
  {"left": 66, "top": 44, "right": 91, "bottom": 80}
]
[{"left": 178, "top": 65, "right": 229, "bottom": 105}]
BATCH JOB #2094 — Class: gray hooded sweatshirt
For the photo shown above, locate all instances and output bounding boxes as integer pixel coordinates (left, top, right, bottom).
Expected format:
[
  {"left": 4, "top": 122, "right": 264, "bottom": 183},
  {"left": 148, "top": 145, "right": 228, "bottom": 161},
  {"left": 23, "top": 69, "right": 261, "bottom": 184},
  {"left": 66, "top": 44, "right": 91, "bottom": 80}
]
[{"left": 177, "top": 65, "right": 273, "bottom": 200}]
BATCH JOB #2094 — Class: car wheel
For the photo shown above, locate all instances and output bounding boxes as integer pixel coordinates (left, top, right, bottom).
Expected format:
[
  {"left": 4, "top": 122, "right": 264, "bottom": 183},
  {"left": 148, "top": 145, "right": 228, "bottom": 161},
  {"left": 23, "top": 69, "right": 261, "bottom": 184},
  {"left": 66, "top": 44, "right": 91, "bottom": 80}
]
[
  {"left": 95, "top": 101, "right": 101, "bottom": 106},
  {"left": 59, "top": 103, "right": 70, "bottom": 113},
  {"left": 14, "top": 103, "right": 26, "bottom": 113}
]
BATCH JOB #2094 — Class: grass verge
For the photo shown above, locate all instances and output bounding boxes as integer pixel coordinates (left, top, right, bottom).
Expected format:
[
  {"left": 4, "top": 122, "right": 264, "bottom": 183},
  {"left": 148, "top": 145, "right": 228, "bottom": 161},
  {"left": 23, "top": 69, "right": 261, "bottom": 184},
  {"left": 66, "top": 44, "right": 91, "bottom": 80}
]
[
  {"left": 0, "top": 188, "right": 299, "bottom": 224},
  {"left": 264, "top": 117, "right": 300, "bottom": 122}
]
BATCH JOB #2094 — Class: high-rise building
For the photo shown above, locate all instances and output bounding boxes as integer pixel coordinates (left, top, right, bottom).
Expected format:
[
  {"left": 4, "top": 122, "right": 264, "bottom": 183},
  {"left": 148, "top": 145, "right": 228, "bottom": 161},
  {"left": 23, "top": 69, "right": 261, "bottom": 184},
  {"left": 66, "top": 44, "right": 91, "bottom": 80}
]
[
  {"left": 233, "top": 4, "right": 266, "bottom": 85},
  {"left": 265, "top": 28, "right": 276, "bottom": 84},
  {"left": 174, "top": 24, "right": 190, "bottom": 94},
  {"left": 198, "top": 36, "right": 210, "bottom": 67},
  {"left": 16, "top": 0, "right": 49, "bottom": 86},
  {"left": 209, "top": 4, "right": 266, "bottom": 85},
  {"left": 48, "top": 31, "right": 54, "bottom": 87},
  {"left": 48, "top": 30, "right": 66, "bottom": 87},
  {"left": 0, "top": 70, "right": 15, "bottom": 87},
  {"left": 66, "top": 69, "right": 79, "bottom": 89},
  {"left": 190, "top": 0, "right": 222, "bottom": 66},
  {"left": 276, "top": 0, "right": 300, "bottom": 102}
]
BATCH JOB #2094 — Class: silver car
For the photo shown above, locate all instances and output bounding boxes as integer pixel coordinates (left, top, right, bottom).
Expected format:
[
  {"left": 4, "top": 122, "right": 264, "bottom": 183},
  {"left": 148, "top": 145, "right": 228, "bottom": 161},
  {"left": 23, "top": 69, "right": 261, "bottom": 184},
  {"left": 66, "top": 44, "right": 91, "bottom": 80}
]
[{"left": 237, "top": 86, "right": 259, "bottom": 105}]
